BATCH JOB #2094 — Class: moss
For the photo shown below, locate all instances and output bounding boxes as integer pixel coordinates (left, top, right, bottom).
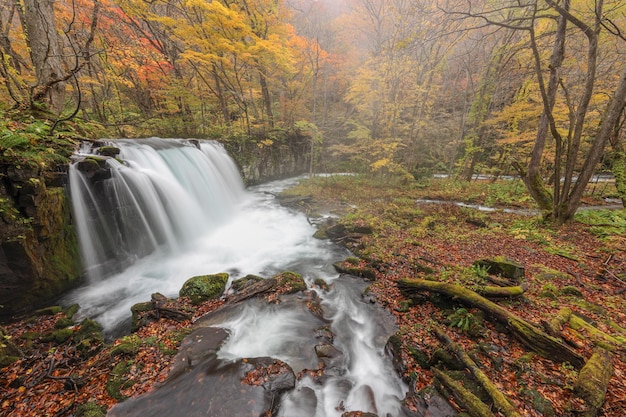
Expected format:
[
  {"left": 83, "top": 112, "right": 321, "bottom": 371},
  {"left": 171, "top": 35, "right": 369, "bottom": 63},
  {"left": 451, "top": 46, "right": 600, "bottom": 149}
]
[
  {"left": 54, "top": 317, "right": 74, "bottom": 329},
  {"left": 560, "top": 286, "right": 583, "bottom": 297},
  {"left": 569, "top": 314, "right": 622, "bottom": 351},
  {"left": 110, "top": 335, "right": 143, "bottom": 357},
  {"left": 130, "top": 301, "right": 153, "bottom": 331},
  {"left": 41, "top": 328, "right": 74, "bottom": 343},
  {"left": 521, "top": 389, "right": 556, "bottom": 417},
  {"left": 274, "top": 271, "right": 307, "bottom": 293},
  {"left": 106, "top": 361, "right": 134, "bottom": 401},
  {"left": 75, "top": 402, "right": 106, "bottom": 417},
  {"left": 179, "top": 273, "right": 229, "bottom": 305},
  {"left": 313, "top": 278, "right": 329, "bottom": 290},
  {"left": 64, "top": 303, "right": 80, "bottom": 319},
  {"left": 574, "top": 348, "right": 613, "bottom": 416},
  {"left": 408, "top": 346, "right": 431, "bottom": 369},
  {"left": 230, "top": 274, "right": 264, "bottom": 292},
  {"left": 97, "top": 146, "right": 121, "bottom": 157},
  {"left": 333, "top": 261, "right": 377, "bottom": 281},
  {"left": 35, "top": 306, "right": 63, "bottom": 316}
]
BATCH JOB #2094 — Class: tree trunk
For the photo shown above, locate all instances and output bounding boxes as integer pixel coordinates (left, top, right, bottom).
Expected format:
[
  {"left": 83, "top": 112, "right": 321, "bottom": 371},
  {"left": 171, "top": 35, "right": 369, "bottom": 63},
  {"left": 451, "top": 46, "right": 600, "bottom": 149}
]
[
  {"left": 398, "top": 278, "right": 585, "bottom": 368},
  {"left": 523, "top": 5, "right": 568, "bottom": 216},
  {"left": 19, "top": 0, "right": 66, "bottom": 114},
  {"left": 609, "top": 115, "right": 626, "bottom": 205},
  {"left": 259, "top": 71, "right": 274, "bottom": 128},
  {"left": 561, "top": 66, "right": 626, "bottom": 222}
]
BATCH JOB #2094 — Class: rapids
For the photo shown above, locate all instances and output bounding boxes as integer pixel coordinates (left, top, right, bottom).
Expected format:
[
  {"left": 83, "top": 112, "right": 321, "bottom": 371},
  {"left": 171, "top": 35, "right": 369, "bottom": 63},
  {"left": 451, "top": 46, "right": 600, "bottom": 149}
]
[{"left": 66, "top": 138, "right": 408, "bottom": 416}]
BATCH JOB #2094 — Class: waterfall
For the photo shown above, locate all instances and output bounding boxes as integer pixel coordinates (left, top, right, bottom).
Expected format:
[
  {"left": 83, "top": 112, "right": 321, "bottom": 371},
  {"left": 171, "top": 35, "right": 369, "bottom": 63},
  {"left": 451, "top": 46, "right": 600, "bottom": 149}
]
[
  {"left": 69, "top": 138, "right": 245, "bottom": 282},
  {"left": 67, "top": 138, "right": 408, "bottom": 417}
]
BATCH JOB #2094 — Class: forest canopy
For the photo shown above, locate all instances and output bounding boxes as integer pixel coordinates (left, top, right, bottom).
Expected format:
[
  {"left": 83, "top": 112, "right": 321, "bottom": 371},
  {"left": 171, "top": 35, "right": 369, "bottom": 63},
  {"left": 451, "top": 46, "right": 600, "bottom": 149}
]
[{"left": 0, "top": 0, "right": 624, "bottom": 222}]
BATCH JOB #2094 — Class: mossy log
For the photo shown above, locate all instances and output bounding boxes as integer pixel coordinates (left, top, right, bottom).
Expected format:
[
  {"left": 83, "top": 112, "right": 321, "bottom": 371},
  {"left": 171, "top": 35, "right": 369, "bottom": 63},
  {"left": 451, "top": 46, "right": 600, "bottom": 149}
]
[
  {"left": 569, "top": 314, "right": 624, "bottom": 352},
  {"left": 546, "top": 307, "right": 572, "bottom": 336},
  {"left": 432, "top": 367, "right": 496, "bottom": 417},
  {"left": 574, "top": 348, "right": 614, "bottom": 417},
  {"left": 398, "top": 278, "right": 585, "bottom": 368},
  {"left": 432, "top": 325, "right": 521, "bottom": 417},
  {"left": 474, "top": 284, "right": 526, "bottom": 298}
]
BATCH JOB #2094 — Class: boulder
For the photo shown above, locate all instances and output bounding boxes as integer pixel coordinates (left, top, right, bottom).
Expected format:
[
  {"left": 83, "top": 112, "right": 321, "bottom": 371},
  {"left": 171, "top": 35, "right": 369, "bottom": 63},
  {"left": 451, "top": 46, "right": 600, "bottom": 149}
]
[
  {"left": 179, "top": 273, "right": 229, "bottom": 305},
  {"left": 473, "top": 257, "right": 525, "bottom": 281},
  {"left": 107, "top": 326, "right": 296, "bottom": 417}
]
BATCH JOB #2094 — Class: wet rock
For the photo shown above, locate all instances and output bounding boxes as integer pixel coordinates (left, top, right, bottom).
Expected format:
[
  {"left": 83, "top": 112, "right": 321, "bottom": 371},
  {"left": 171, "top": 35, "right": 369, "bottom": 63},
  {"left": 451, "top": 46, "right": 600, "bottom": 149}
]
[
  {"left": 230, "top": 274, "right": 264, "bottom": 292},
  {"left": 403, "top": 385, "right": 458, "bottom": 417},
  {"left": 179, "top": 272, "right": 228, "bottom": 305},
  {"left": 227, "top": 277, "right": 276, "bottom": 303},
  {"left": 334, "top": 259, "right": 377, "bottom": 281},
  {"left": 315, "top": 343, "right": 343, "bottom": 359},
  {"left": 97, "top": 146, "right": 121, "bottom": 157},
  {"left": 273, "top": 271, "right": 307, "bottom": 293},
  {"left": 107, "top": 326, "right": 296, "bottom": 417},
  {"left": 131, "top": 293, "right": 193, "bottom": 331}
]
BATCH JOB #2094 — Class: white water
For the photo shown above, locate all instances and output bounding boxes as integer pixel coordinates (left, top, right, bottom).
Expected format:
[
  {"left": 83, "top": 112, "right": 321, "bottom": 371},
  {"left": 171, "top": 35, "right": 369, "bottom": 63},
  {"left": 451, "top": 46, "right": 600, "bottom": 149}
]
[{"left": 66, "top": 138, "right": 407, "bottom": 416}]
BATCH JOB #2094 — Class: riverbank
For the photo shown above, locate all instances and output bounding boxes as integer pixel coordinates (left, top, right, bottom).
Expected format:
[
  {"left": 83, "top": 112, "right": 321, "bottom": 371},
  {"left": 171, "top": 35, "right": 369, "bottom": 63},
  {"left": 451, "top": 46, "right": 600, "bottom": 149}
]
[
  {"left": 282, "top": 175, "right": 626, "bottom": 416},
  {"left": 1, "top": 174, "right": 625, "bottom": 417}
]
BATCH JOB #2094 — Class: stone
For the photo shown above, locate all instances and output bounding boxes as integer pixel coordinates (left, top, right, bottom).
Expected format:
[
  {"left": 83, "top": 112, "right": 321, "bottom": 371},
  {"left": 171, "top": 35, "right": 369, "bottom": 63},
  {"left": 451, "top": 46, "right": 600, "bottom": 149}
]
[
  {"left": 473, "top": 256, "right": 524, "bottom": 281},
  {"left": 179, "top": 273, "right": 229, "bottom": 305},
  {"left": 97, "top": 146, "right": 121, "bottom": 157}
]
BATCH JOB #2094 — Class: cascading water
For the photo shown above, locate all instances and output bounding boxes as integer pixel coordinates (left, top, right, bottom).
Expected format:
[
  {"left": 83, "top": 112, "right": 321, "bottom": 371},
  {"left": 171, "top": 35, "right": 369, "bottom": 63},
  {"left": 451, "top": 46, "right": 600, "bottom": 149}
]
[{"left": 66, "top": 138, "right": 408, "bottom": 416}]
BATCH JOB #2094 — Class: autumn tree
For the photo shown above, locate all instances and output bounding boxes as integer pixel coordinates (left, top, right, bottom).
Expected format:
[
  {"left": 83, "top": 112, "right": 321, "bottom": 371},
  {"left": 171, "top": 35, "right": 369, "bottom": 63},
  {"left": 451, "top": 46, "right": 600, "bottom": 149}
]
[
  {"left": 444, "top": 0, "right": 626, "bottom": 223},
  {"left": 0, "top": 0, "right": 99, "bottom": 116}
]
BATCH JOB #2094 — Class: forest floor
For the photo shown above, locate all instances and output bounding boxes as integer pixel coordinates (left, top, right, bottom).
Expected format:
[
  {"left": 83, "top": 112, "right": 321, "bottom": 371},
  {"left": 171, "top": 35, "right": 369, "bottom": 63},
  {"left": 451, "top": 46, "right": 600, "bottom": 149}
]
[{"left": 1, "top": 175, "right": 625, "bottom": 417}]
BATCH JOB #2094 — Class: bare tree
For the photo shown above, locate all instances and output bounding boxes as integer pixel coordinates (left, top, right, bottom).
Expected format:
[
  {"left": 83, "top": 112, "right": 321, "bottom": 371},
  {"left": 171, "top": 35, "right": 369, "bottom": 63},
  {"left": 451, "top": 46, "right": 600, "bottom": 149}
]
[{"left": 443, "top": 0, "right": 626, "bottom": 223}]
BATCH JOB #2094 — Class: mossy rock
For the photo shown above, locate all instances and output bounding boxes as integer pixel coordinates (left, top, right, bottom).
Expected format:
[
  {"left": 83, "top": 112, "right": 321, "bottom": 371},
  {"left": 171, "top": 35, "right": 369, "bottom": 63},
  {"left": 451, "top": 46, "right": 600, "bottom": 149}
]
[
  {"left": 41, "top": 328, "right": 74, "bottom": 344},
  {"left": 473, "top": 256, "right": 524, "bottom": 281},
  {"left": 273, "top": 271, "right": 307, "bottom": 293},
  {"left": 408, "top": 346, "right": 431, "bottom": 370},
  {"left": 97, "top": 146, "right": 121, "bottom": 157},
  {"left": 179, "top": 273, "right": 229, "bottom": 305},
  {"left": 333, "top": 261, "right": 377, "bottom": 281},
  {"left": 313, "top": 229, "right": 328, "bottom": 239},
  {"left": 54, "top": 317, "right": 75, "bottom": 329},
  {"left": 35, "top": 305, "right": 63, "bottom": 316},
  {"left": 75, "top": 318, "right": 103, "bottom": 341},
  {"left": 230, "top": 274, "right": 265, "bottom": 292},
  {"left": 560, "top": 286, "right": 584, "bottom": 297},
  {"left": 522, "top": 388, "right": 556, "bottom": 417},
  {"left": 130, "top": 301, "right": 153, "bottom": 331},
  {"left": 313, "top": 278, "right": 329, "bottom": 290},
  {"left": 64, "top": 303, "right": 80, "bottom": 319},
  {"left": 110, "top": 335, "right": 143, "bottom": 357}
]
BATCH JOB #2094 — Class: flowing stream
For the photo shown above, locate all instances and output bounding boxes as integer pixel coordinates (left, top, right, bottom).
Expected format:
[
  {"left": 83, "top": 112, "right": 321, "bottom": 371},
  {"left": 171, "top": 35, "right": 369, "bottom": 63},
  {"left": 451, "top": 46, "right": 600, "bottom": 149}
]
[{"left": 66, "top": 138, "right": 407, "bottom": 416}]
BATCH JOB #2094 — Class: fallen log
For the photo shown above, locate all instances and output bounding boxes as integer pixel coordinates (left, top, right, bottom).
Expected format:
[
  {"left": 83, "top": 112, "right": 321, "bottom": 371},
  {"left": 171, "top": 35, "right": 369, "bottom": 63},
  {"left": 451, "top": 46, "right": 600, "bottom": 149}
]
[
  {"left": 574, "top": 348, "right": 614, "bottom": 417},
  {"left": 474, "top": 284, "right": 526, "bottom": 299},
  {"left": 432, "top": 325, "right": 521, "bottom": 417},
  {"left": 398, "top": 278, "right": 585, "bottom": 368},
  {"left": 568, "top": 313, "right": 624, "bottom": 352},
  {"left": 432, "top": 367, "right": 496, "bottom": 417}
]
